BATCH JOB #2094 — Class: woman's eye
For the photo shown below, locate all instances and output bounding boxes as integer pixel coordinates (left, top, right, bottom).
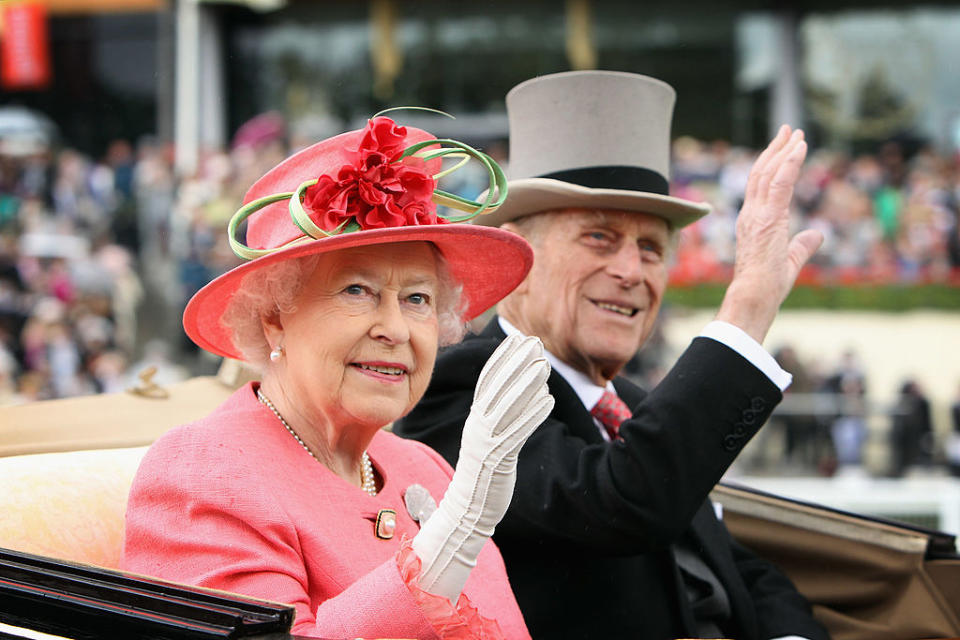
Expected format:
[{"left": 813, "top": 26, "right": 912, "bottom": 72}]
[
  {"left": 407, "top": 293, "right": 429, "bottom": 305},
  {"left": 344, "top": 284, "right": 365, "bottom": 296}
]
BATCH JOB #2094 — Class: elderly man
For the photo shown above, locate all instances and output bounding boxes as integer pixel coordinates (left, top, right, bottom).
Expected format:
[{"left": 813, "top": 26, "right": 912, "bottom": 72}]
[{"left": 395, "top": 71, "right": 829, "bottom": 640}]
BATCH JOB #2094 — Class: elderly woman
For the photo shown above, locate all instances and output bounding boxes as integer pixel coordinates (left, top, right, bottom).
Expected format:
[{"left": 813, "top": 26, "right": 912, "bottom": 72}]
[{"left": 122, "top": 116, "right": 553, "bottom": 639}]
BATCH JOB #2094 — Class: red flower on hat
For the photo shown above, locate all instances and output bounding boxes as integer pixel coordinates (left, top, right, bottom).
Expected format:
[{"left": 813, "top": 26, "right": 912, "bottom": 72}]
[{"left": 301, "top": 117, "right": 443, "bottom": 232}]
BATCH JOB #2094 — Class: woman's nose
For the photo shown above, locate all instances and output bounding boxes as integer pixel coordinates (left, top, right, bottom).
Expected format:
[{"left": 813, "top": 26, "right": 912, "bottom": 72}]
[{"left": 370, "top": 296, "right": 411, "bottom": 344}]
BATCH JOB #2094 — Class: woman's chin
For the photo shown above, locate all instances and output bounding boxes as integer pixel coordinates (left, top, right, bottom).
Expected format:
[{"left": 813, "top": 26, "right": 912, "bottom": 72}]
[
  {"left": 340, "top": 369, "right": 420, "bottom": 428},
  {"left": 342, "top": 400, "right": 409, "bottom": 430}
]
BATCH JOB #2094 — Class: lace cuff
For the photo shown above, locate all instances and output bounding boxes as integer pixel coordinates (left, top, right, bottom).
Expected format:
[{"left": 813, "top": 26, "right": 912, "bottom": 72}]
[{"left": 395, "top": 537, "right": 505, "bottom": 640}]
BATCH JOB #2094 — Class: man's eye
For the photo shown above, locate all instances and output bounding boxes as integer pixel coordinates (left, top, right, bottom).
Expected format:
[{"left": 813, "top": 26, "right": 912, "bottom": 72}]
[
  {"left": 641, "top": 243, "right": 664, "bottom": 260},
  {"left": 582, "top": 231, "right": 614, "bottom": 246}
]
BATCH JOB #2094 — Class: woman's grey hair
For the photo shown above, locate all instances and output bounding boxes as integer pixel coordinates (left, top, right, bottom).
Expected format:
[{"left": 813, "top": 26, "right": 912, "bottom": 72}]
[{"left": 221, "top": 245, "right": 467, "bottom": 365}]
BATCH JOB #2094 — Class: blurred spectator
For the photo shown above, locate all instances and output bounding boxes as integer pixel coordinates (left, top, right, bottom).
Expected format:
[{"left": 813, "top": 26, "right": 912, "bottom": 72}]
[
  {"left": 0, "top": 343, "right": 18, "bottom": 404},
  {"left": 774, "top": 345, "right": 821, "bottom": 469},
  {"left": 823, "top": 349, "right": 868, "bottom": 398},
  {"left": 830, "top": 376, "right": 868, "bottom": 470},
  {"left": 105, "top": 138, "right": 139, "bottom": 250},
  {"left": 817, "top": 350, "right": 869, "bottom": 475},
  {"left": 948, "top": 383, "right": 960, "bottom": 477},
  {"left": 889, "top": 379, "right": 934, "bottom": 476},
  {"left": 88, "top": 348, "right": 128, "bottom": 394}
]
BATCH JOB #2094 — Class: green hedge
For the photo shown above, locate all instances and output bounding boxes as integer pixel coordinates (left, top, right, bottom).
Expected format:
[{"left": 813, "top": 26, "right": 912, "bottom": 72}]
[{"left": 664, "top": 283, "right": 960, "bottom": 310}]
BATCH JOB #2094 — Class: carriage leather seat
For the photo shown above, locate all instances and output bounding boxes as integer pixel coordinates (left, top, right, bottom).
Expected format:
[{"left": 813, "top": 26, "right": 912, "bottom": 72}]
[
  {"left": 0, "top": 446, "right": 148, "bottom": 569},
  {"left": 0, "top": 365, "right": 253, "bottom": 569}
]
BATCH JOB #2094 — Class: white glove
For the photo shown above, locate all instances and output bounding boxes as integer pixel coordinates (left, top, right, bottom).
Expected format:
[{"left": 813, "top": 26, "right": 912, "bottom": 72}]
[{"left": 412, "top": 334, "right": 554, "bottom": 603}]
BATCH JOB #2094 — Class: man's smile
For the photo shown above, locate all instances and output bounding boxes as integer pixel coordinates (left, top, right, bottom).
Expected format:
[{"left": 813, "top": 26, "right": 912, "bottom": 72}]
[{"left": 590, "top": 299, "right": 639, "bottom": 317}]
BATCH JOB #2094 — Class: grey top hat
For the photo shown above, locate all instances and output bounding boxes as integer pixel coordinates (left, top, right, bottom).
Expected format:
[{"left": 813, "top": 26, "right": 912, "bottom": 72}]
[{"left": 476, "top": 70, "right": 711, "bottom": 229}]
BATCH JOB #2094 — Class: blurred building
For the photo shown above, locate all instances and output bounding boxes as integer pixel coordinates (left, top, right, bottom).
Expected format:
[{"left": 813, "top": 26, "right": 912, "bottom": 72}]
[
  {"left": 172, "top": 0, "right": 960, "bottom": 174},
  {"left": 0, "top": 0, "right": 167, "bottom": 155},
  {"left": 3, "top": 0, "right": 960, "bottom": 171}
]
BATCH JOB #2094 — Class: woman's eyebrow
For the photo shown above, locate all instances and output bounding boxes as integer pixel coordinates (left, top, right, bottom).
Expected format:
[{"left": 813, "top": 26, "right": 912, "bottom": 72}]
[
  {"left": 404, "top": 274, "right": 440, "bottom": 289},
  {"left": 334, "top": 267, "right": 437, "bottom": 288},
  {"left": 333, "top": 266, "right": 379, "bottom": 282}
]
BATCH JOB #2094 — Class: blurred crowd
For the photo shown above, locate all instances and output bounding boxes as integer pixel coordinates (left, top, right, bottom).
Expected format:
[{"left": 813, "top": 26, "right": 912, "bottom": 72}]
[
  {"left": 765, "top": 345, "right": 952, "bottom": 478},
  {"left": 625, "top": 325, "right": 960, "bottom": 478},
  {"left": 670, "top": 137, "right": 960, "bottom": 286},
  {"left": 2, "top": 118, "right": 960, "bottom": 461}
]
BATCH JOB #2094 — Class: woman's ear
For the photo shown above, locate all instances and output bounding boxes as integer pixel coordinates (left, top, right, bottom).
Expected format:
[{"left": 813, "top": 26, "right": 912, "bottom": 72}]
[{"left": 260, "top": 312, "right": 284, "bottom": 352}]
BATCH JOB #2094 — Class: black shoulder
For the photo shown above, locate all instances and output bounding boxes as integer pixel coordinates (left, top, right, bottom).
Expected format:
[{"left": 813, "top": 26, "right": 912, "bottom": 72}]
[{"left": 430, "top": 332, "right": 502, "bottom": 387}]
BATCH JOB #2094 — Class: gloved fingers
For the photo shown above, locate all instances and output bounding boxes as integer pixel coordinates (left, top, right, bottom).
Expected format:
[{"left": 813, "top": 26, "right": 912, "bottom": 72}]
[
  {"left": 474, "top": 335, "right": 544, "bottom": 410},
  {"left": 507, "top": 391, "right": 555, "bottom": 447},
  {"left": 476, "top": 336, "right": 543, "bottom": 412},
  {"left": 489, "top": 356, "right": 552, "bottom": 437},
  {"left": 474, "top": 333, "right": 524, "bottom": 400}
]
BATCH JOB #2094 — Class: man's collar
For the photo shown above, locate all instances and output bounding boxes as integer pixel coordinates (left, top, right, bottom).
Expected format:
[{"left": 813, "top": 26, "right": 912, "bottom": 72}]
[{"left": 497, "top": 316, "right": 614, "bottom": 410}]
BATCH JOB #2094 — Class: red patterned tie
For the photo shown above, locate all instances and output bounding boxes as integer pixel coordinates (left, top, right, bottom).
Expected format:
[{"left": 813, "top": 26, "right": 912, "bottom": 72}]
[{"left": 591, "top": 390, "right": 632, "bottom": 440}]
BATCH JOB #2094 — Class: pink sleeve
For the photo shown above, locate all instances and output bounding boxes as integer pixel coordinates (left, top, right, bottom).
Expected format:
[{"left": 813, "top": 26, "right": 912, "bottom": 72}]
[
  {"left": 394, "top": 539, "right": 506, "bottom": 639},
  {"left": 289, "top": 540, "right": 506, "bottom": 639},
  {"left": 299, "top": 556, "right": 439, "bottom": 639}
]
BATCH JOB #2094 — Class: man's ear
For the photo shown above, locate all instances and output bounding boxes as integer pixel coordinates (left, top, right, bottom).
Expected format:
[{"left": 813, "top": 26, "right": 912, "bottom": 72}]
[
  {"left": 260, "top": 312, "right": 284, "bottom": 352},
  {"left": 501, "top": 221, "right": 521, "bottom": 237},
  {"left": 497, "top": 222, "right": 536, "bottom": 298}
]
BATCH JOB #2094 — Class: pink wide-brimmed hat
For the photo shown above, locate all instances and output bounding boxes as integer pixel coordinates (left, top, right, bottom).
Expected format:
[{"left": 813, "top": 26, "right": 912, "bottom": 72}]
[{"left": 183, "top": 115, "right": 532, "bottom": 360}]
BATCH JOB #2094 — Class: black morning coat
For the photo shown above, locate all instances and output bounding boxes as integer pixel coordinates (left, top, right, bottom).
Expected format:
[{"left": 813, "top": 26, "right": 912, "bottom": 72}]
[{"left": 394, "top": 319, "right": 830, "bottom": 640}]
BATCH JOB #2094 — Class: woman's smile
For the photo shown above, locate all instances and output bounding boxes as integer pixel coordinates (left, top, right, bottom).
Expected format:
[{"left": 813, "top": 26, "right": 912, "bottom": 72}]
[{"left": 350, "top": 361, "right": 410, "bottom": 384}]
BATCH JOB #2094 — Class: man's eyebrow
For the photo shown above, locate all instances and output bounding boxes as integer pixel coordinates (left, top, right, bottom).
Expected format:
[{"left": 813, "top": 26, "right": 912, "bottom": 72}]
[{"left": 583, "top": 210, "right": 617, "bottom": 226}]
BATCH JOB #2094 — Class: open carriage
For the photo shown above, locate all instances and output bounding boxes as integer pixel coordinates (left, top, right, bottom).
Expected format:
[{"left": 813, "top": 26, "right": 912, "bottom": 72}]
[{"left": 1, "top": 363, "right": 957, "bottom": 639}]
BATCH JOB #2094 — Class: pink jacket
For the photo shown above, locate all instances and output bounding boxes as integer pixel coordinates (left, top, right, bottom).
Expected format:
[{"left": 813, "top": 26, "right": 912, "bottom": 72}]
[{"left": 122, "top": 383, "right": 529, "bottom": 639}]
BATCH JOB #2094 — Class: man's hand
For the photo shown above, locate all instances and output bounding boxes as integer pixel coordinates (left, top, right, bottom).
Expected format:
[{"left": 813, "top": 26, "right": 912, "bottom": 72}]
[{"left": 715, "top": 125, "right": 823, "bottom": 343}]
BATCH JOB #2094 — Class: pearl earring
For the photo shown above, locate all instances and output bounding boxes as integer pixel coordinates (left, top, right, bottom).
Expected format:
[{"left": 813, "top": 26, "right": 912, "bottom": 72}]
[{"left": 269, "top": 345, "right": 284, "bottom": 362}]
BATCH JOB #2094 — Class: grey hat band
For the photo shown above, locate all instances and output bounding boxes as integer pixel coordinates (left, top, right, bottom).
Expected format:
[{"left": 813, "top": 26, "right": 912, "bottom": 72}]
[{"left": 538, "top": 165, "right": 669, "bottom": 196}]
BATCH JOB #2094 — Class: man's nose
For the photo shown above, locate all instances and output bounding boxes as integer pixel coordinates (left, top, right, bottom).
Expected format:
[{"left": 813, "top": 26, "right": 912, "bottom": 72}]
[
  {"left": 605, "top": 242, "right": 643, "bottom": 287},
  {"left": 370, "top": 296, "right": 411, "bottom": 344}
]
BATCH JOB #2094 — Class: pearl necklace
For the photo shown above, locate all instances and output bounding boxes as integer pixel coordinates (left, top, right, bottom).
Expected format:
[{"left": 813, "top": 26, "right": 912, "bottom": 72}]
[{"left": 257, "top": 388, "right": 377, "bottom": 496}]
